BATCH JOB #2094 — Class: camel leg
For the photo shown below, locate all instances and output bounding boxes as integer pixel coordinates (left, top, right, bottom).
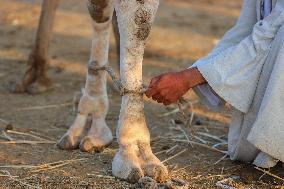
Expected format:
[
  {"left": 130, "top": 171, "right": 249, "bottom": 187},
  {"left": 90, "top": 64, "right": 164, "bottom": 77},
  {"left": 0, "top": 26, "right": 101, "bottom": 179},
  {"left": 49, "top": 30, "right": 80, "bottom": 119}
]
[
  {"left": 112, "top": 0, "right": 168, "bottom": 183},
  {"left": 112, "top": 10, "right": 120, "bottom": 67},
  {"left": 10, "top": 0, "right": 59, "bottom": 94},
  {"left": 58, "top": 0, "right": 114, "bottom": 152}
]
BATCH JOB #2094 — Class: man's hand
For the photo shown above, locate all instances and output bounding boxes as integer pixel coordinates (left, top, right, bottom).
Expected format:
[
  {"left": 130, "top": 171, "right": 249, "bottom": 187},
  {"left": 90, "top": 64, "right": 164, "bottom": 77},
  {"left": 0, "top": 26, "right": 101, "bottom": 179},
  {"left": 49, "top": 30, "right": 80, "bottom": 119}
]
[{"left": 145, "top": 68, "right": 206, "bottom": 105}]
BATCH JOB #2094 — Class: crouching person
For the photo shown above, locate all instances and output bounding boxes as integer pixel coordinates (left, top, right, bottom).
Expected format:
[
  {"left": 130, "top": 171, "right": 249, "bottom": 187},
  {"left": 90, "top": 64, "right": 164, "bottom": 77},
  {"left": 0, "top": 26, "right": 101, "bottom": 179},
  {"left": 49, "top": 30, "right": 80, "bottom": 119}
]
[{"left": 146, "top": 0, "right": 284, "bottom": 169}]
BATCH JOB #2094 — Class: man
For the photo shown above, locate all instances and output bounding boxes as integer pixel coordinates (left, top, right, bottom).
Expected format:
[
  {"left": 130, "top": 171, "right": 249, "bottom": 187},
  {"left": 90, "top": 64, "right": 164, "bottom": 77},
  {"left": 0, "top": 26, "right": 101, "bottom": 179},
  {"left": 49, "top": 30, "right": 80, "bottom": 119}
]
[{"left": 146, "top": 0, "right": 284, "bottom": 168}]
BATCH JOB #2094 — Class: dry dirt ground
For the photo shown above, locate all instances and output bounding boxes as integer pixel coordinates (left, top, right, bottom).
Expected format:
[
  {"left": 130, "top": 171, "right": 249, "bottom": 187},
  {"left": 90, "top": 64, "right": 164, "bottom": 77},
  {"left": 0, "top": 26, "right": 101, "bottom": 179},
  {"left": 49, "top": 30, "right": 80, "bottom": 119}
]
[{"left": 0, "top": 0, "right": 283, "bottom": 188}]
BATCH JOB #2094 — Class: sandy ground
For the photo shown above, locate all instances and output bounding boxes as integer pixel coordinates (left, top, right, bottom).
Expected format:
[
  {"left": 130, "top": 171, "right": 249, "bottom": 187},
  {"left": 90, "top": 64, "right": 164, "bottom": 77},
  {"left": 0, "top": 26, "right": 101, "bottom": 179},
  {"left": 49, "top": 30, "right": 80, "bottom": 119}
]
[{"left": 0, "top": 0, "right": 283, "bottom": 188}]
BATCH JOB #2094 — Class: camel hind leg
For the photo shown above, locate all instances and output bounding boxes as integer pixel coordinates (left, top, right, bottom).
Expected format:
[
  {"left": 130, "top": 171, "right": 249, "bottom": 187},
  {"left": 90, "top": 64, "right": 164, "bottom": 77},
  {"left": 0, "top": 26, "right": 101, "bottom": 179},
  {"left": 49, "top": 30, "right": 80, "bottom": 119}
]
[
  {"left": 10, "top": 0, "right": 120, "bottom": 94},
  {"left": 58, "top": 0, "right": 115, "bottom": 152},
  {"left": 10, "top": 0, "right": 59, "bottom": 94}
]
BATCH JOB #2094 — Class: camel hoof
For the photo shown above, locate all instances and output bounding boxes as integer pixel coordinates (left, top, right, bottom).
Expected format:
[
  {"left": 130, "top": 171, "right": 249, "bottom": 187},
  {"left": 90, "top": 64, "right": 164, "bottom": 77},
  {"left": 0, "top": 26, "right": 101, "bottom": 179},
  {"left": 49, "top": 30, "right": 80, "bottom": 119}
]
[
  {"left": 79, "top": 137, "right": 106, "bottom": 153},
  {"left": 79, "top": 127, "right": 113, "bottom": 153},
  {"left": 143, "top": 163, "right": 168, "bottom": 183},
  {"left": 27, "top": 81, "right": 52, "bottom": 95},
  {"left": 138, "top": 177, "right": 158, "bottom": 189},
  {"left": 57, "top": 133, "right": 80, "bottom": 150},
  {"left": 128, "top": 167, "right": 145, "bottom": 184},
  {"left": 9, "top": 81, "right": 26, "bottom": 93},
  {"left": 112, "top": 143, "right": 168, "bottom": 183}
]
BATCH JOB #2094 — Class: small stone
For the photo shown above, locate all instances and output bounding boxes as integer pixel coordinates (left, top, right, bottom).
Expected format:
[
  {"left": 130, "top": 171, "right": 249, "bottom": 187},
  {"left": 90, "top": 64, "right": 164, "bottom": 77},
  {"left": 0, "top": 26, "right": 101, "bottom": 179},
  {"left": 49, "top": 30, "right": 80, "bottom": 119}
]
[
  {"left": 171, "top": 178, "right": 187, "bottom": 186},
  {"left": 195, "top": 118, "right": 203, "bottom": 126},
  {"left": 174, "top": 119, "right": 183, "bottom": 125},
  {"left": 139, "top": 177, "right": 158, "bottom": 189}
]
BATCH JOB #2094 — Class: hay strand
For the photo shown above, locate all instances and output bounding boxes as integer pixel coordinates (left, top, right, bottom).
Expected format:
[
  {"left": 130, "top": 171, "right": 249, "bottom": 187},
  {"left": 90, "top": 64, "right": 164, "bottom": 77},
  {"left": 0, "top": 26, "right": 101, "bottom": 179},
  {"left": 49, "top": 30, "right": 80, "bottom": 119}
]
[
  {"left": 0, "top": 140, "right": 56, "bottom": 144},
  {"left": 0, "top": 158, "right": 88, "bottom": 174},
  {"left": 173, "top": 139, "right": 227, "bottom": 154},
  {"left": 162, "top": 149, "right": 187, "bottom": 163},
  {"left": 7, "top": 130, "right": 51, "bottom": 142},
  {"left": 214, "top": 154, "right": 228, "bottom": 165},
  {"left": 255, "top": 167, "right": 284, "bottom": 182},
  {"left": 17, "top": 102, "right": 72, "bottom": 111}
]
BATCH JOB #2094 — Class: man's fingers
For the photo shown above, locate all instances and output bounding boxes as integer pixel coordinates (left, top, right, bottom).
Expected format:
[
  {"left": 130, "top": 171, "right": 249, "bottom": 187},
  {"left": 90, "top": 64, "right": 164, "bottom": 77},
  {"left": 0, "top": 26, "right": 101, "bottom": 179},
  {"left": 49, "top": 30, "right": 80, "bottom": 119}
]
[
  {"left": 152, "top": 94, "right": 164, "bottom": 104},
  {"left": 152, "top": 93, "right": 160, "bottom": 101},
  {"left": 163, "top": 100, "right": 171, "bottom": 106},
  {"left": 157, "top": 96, "right": 164, "bottom": 103},
  {"left": 145, "top": 86, "right": 159, "bottom": 98},
  {"left": 145, "top": 78, "right": 161, "bottom": 97},
  {"left": 149, "top": 76, "right": 160, "bottom": 88}
]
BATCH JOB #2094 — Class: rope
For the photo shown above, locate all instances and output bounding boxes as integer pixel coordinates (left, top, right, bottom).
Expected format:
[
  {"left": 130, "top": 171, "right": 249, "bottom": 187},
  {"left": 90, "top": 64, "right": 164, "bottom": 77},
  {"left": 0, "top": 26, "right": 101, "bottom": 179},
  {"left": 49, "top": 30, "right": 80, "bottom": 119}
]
[
  {"left": 87, "top": 61, "right": 186, "bottom": 116},
  {"left": 88, "top": 61, "right": 147, "bottom": 96}
]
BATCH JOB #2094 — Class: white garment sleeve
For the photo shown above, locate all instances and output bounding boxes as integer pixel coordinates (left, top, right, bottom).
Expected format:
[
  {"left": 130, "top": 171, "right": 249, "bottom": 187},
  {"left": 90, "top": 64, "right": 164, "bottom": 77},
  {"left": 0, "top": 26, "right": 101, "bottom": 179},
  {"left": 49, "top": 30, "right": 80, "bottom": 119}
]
[
  {"left": 192, "top": 1, "right": 284, "bottom": 113},
  {"left": 207, "top": 0, "right": 258, "bottom": 58},
  {"left": 191, "top": 0, "right": 257, "bottom": 111}
]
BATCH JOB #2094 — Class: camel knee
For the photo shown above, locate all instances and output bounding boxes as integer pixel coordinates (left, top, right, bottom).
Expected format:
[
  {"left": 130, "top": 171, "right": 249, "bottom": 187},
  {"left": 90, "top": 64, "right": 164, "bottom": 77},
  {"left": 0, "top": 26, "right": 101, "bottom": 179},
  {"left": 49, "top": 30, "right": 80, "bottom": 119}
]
[
  {"left": 87, "top": 0, "right": 114, "bottom": 23},
  {"left": 78, "top": 92, "right": 108, "bottom": 115}
]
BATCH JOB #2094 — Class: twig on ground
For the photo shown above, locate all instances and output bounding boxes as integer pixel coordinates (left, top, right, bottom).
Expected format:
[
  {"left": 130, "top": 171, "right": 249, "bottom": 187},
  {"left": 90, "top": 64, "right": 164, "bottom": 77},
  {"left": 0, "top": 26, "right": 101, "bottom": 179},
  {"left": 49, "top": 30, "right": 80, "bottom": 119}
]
[
  {"left": 1, "top": 158, "right": 88, "bottom": 174},
  {"left": 0, "top": 129, "right": 55, "bottom": 146},
  {"left": 31, "top": 162, "right": 72, "bottom": 173},
  {"left": 0, "top": 140, "right": 56, "bottom": 144},
  {"left": 185, "top": 111, "right": 195, "bottom": 136},
  {"left": 216, "top": 177, "right": 237, "bottom": 189},
  {"left": 7, "top": 130, "right": 51, "bottom": 142},
  {"left": 87, "top": 173, "right": 115, "bottom": 179},
  {"left": 32, "top": 158, "right": 88, "bottom": 170},
  {"left": 189, "top": 112, "right": 195, "bottom": 126},
  {"left": 193, "top": 135, "right": 208, "bottom": 144},
  {"left": 213, "top": 142, "right": 228, "bottom": 148},
  {"left": 0, "top": 130, "right": 13, "bottom": 141},
  {"left": 169, "top": 164, "right": 179, "bottom": 172},
  {"left": 171, "top": 119, "right": 193, "bottom": 147},
  {"left": 96, "top": 175, "right": 116, "bottom": 179},
  {"left": 197, "top": 132, "right": 226, "bottom": 143},
  {"left": 162, "top": 149, "right": 187, "bottom": 163},
  {"left": 173, "top": 139, "right": 227, "bottom": 154},
  {"left": 159, "top": 108, "right": 180, "bottom": 117},
  {"left": 154, "top": 149, "right": 168, "bottom": 155},
  {"left": 17, "top": 102, "right": 72, "bottom": 111},
  {"left": 206, "top": 174, "right": 230, "bottom": 179},
  {"left": 220, "top": 166, "right": 225, "bottom": 175},
  {"left": 214, "top": 154, "right": 228, "bottom": 165},
  {"left": 150, "top": 136, "right": 161, "bottom": 143},
  {"left": 0, "top": 118, "right": 13, "bottom": 141},
  {"left": 255, "top": 167, "right": 284, "bottom": 182},
  {"left": 171, "top": 164, "right": 191, "bottom": 173},
  {"left": 166, "top": 144, "right": 179, "bottom": 155},
  {"left": 30, "top": 131, "right": 55, "bottom": 141},
  {"left": 0, "top": 165, "right": 37, "bottom": 169}
]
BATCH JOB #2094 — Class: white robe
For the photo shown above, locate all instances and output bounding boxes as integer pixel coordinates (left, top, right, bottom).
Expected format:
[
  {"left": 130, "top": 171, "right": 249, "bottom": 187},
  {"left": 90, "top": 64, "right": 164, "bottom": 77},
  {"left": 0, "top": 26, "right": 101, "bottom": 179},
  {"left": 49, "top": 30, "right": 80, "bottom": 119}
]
[{"left": 191, "top": 0, "right": 284, "bottom": 168}]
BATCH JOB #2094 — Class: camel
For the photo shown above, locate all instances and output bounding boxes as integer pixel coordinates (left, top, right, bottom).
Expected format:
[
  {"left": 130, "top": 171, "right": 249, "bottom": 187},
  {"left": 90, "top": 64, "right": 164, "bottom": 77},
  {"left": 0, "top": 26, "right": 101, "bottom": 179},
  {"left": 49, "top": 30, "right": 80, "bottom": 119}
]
[{"left": 11, "top": 0, "right": 168, "bottom": 183}]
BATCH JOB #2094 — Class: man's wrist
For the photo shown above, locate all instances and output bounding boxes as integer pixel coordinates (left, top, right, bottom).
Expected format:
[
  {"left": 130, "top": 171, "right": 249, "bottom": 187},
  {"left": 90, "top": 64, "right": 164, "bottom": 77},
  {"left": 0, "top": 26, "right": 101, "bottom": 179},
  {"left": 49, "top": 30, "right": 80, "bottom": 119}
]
[{"left": 180, "top": 67, "right": 207, "bottom": 89}]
